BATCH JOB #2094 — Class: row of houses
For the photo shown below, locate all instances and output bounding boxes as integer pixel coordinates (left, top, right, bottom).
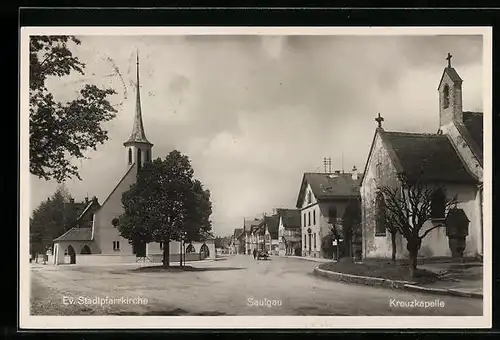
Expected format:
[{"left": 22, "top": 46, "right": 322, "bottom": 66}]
[
  {"left": 230, "top": 57, "right": 484, "bottom": 262},
  {"left": 229, "top": 169, "right": 361, "bottom": 260}
]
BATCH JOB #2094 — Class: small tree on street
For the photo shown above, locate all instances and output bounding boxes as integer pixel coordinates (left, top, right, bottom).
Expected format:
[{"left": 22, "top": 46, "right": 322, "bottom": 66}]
[
  {"left": 379, "top": 173, "right": 458, "bottom": 278},
  {"left": 116, "top": 150, "right": 213, "bottom": 268}
]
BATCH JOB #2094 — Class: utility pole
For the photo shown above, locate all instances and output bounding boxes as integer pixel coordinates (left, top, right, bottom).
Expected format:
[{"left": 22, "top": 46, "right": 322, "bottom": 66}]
[{"left": 328, "top": 157, "right": 332, "bottom": 173}]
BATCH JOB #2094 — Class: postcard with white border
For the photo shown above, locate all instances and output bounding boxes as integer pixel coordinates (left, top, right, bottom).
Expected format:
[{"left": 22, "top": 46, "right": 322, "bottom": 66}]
[{"left": 20, "top": 26, "right": 492, "bottom": 329}]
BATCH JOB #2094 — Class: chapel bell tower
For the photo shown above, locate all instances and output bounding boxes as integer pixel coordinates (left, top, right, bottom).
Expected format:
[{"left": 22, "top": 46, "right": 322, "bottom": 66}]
[
  {"left": 123, "top": 51, "right": 153, "bottom": 171},
  {"left": 438, "top": 53, "right": 463, "bottom": 130}
]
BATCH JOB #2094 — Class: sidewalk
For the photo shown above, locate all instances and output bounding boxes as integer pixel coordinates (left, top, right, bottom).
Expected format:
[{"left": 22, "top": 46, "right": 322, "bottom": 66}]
[
  {"left": 312, "top": 259, "right": 483, "bottom": 299},
  {"left": 411, "top": 262, "right": 483, "bottom": 298}
]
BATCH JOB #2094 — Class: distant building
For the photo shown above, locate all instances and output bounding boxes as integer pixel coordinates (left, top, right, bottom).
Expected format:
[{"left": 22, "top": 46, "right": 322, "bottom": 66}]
[
  {"left": 277, "top": 208, "right": 302, "bottom": 256},
  {"left": 230, "top": 228, "right": 244, "bottom": 254}
]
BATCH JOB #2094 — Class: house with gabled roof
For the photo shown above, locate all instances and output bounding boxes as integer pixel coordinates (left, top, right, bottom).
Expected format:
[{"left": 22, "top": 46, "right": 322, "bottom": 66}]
[
  {"left": 277, "top": 208, "right": 302, "bottom": 256},
  {"left": 296, "top": 168, "right": 362, "bottom": 259},
  {"left": 360, "top": 56, "right": 484, "bottom": 260}
]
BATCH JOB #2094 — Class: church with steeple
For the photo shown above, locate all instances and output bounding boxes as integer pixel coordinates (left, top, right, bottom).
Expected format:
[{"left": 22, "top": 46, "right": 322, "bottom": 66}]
[
  {"left": 360, "top": 54, "right": 484, "bottom": 261},
  {"left": 51, "top": 53, "right": 215, "bottom": 265}
]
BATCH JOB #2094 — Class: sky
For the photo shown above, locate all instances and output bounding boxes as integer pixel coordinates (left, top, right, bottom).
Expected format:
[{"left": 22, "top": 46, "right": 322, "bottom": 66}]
[{"left": 29, "top": 34, "right": 484, "bottom": 237}]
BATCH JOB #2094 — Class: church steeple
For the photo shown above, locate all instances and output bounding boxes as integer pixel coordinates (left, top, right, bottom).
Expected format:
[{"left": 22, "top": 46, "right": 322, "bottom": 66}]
[
  {"left": 124, "top": 51, "right": 152, "bottom": 146},
  {"left": 438, "top": 53, "right": 463, "bottom": 129},
  {"left": 124, "top": 51, "right": 153, "bottom": 170}
]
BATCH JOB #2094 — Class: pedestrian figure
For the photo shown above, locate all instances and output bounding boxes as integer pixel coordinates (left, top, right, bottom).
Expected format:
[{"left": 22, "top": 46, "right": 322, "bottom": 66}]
[{"left": 253, "top": 248, "right": 257, "bottom": 260}]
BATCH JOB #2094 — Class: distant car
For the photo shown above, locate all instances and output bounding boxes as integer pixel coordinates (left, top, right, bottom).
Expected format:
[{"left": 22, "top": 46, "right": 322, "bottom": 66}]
[{"left": 257, "top": 250, "right": 269, "bottom": 260}]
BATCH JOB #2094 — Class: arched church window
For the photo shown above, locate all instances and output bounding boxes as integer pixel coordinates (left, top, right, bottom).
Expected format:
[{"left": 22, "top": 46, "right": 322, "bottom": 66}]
[
  {"left": 128, "top": 148, "right": 132, "bottom": 164},
  {"left": 443, "top": 84, "right": 450, "bottom": 109},
  {"left": 137, "top": 148, "right": 142, "bottom": 169},
  {"left": 375, "top": 192, "right": 386, "bottom": 236},
  {"left": 307, "top": 191, "right": 312, "bottom": 204},
  {"left": 431, "top": 188, "right": 446, "bottom": 219}
]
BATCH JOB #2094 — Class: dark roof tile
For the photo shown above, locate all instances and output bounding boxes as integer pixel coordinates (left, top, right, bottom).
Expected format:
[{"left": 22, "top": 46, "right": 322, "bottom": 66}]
[
  {"left": 53, "top": 227, "right": 92, "bottom": 242},
  {"left": 276, "top": 208, "right": 301, "bottom": 229},
  {"left": 462, "top": 111, "right": 483, "bottom": 164},
  {"left": 383, "top": 131, "right": 477, "bottom": 183},
  {"left": 297, "top": 173, "right": 361, "bottom": 207}
]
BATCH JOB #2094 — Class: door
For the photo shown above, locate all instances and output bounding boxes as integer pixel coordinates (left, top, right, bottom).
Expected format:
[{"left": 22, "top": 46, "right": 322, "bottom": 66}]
[{"left": 67, "top": 245, "right": 76, "bottom": 264}]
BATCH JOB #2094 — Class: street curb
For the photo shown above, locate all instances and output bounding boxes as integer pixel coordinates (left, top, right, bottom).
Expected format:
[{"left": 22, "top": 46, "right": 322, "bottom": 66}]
[
  {"left": 313, "top": 266, "right": 483, "bottom": 299},
  {"left": 404, "top": 284, "right": 483, "bottom": 299},
  {"left": 285, "top": 256, "right": 334, "bottom": 264},
  {"left": 313, "top": 266, "right": 412, "bottom": 289}
]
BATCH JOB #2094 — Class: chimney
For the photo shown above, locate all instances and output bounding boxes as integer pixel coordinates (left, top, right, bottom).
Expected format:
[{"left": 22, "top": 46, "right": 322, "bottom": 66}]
[{"left": 351, "top": 165, "right": 358, "bottom": 180}]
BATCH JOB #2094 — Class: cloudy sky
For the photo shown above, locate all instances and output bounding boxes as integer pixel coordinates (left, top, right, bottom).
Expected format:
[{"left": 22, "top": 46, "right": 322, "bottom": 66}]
[{"left": 29, "top": 33, "right": 484, "bottom": 236}]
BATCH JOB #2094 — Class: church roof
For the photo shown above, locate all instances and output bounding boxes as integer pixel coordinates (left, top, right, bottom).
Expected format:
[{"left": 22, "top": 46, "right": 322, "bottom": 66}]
[
  {"left": 296, "top": 172, "right": 362, "bottom": 208},
  {"left": 200, "top": 230, "right": 215, "bottom": 240},
  {"left": 53, "top": 227, "right": 92, "bottom": 242},
  {"left": 124, "top": 53, "right": 153, "bottom": 146},
  {"left": 382, "top": 131, "right": 477, "bottom": 184},
  {"left": 438, "top": 66, "right": 463, "bottom": 89},
  {"left": 461, "top": 111, "right": 483, "bottom": 166},
  {"left": 276, "top": 208, "right": 301, "bottom": 229},
  {"left": 99, "top": 163, "right": 137, "bottom": 208},
  {"left": 76, "top": 197, "right": 100, "bottom": 221}
]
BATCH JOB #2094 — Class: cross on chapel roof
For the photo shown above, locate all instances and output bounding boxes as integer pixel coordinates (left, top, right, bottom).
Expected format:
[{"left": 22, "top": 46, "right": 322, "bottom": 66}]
[
  {"left": 446, "top": 53, "right": 453, "bottom": 68},
  {"left": 375, "top": 113, "right": 384, "bottom": 128}
]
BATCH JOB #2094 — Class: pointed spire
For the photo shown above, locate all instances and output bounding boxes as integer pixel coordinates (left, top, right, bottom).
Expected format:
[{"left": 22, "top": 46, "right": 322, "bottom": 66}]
[{"left": 124, "top": 50, "right": 152, "bottom": 146}]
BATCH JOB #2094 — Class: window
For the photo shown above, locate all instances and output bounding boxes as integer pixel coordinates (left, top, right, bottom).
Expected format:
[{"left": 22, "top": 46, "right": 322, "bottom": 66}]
[
  {"left": 431, "top": 189, "right": 446, "bottom": 219},
  {"left": 128, "top": 148, "right": 133, "bottom": 164},
  {"left": 113, "top": 241, "right": 120, "bottom": 251},
  {"left": 308, "top": 211, "right": 311, "bottom": 226},
  {"left": 375, "top": 192, "right": 386, "bottom": 236},
  {"left": 160, "top": 241, "right": 163, "bottom": 250},
  {"left": 443, "top": 84, "right": 450, "bottom": 109},
  {"left": 313, "top": 209, "right": 316, "bottom": 225},
  {"left": 303, "top": 213, "right": 306, "bottom": 227},
  {"left": 376, "top": 162, "right": 382, "bottom": 180},
  {"left": 308, "top": 233, "right": 312, "bottom": 250},
  {"left": 137, "top": 148, "right": 142, "bottom": 169},
  {"left": 307, "top": 191, "right": 312, "bottom": 204},
  {"left": 313, "top": 233, "right": 316, "bottom": 249},
  {"left": 304, "top": 235, "right": 307, "bottom": 249}
]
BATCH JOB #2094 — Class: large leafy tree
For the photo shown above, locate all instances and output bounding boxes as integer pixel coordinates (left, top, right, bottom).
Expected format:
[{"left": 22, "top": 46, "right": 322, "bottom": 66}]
[
  {"left": 30, "top": 36, "right": 117, "bottom": 182},
  {"left": 379, "top": 173, "right": 458, "bottom": 278},
  {"left": 116, "top": 150, "right": 213, "bottom": 268},
  {"left": 29, "top": 186, "right": 78, "bottom": 259}
]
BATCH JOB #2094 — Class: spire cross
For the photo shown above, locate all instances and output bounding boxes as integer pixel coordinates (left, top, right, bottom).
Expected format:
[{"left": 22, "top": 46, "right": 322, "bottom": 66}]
[
  {"left": 446, "top": 53, "right": 452, "bottom": 67},
  {"left": 136, "top": 50, "right": 141, "bottom": 88},
  {"left": 375, "top": 113, "right": 384, "bottom": 128}
]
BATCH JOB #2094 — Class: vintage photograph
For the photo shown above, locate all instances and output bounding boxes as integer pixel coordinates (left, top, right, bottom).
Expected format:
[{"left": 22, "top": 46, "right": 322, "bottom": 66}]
[{"left": 20, "top": 27, "right": 491, "bottom": 329}]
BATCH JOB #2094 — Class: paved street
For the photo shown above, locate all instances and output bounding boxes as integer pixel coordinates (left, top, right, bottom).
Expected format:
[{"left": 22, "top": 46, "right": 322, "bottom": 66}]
[{"left": 30, "top": 255, "right": 483, "bottom": 316}]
